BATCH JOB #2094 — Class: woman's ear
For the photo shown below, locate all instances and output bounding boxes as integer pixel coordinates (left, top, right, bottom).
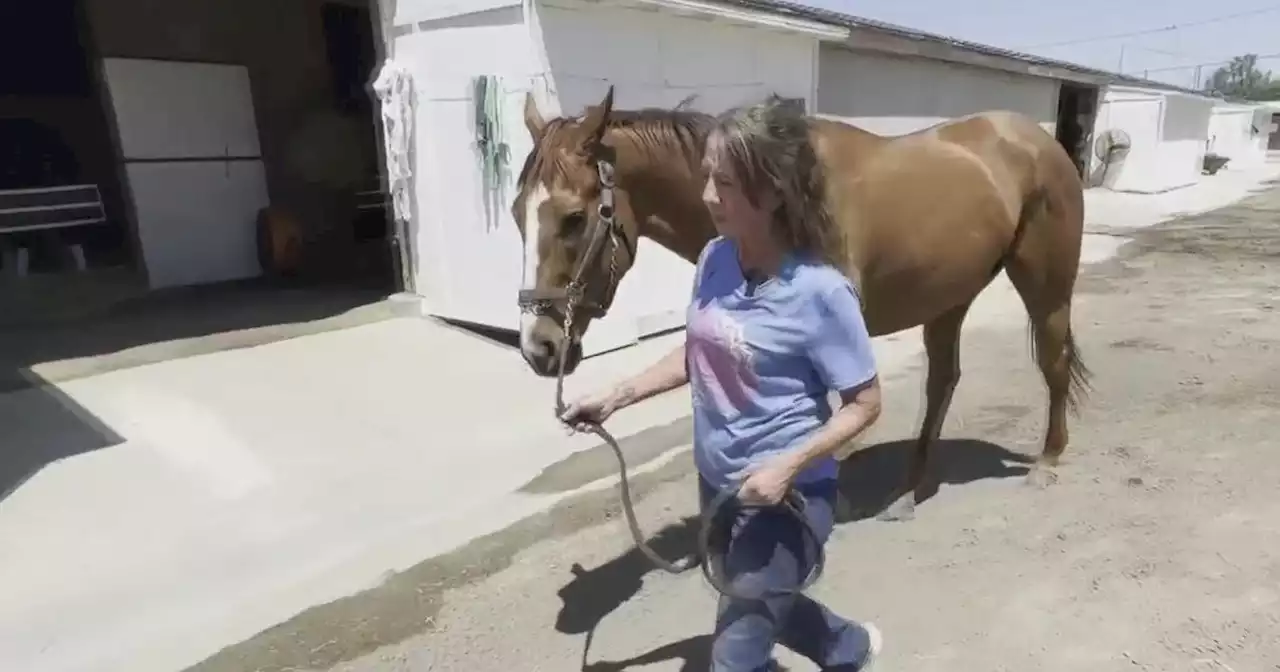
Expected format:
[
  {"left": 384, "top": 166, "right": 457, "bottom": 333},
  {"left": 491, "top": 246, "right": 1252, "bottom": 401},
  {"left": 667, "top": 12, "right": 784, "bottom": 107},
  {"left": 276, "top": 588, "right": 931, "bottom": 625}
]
[{"left": 758, "top": 185, "right": 783, "bottom": 216}]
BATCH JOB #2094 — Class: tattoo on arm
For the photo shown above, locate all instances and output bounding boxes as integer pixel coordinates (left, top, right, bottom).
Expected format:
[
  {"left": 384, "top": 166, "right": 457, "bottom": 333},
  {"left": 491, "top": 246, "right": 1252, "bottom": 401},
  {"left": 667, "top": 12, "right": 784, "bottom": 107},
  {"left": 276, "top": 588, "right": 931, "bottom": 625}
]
[{"left": 615, "top": 385, "right": 638, "bottom": 406}]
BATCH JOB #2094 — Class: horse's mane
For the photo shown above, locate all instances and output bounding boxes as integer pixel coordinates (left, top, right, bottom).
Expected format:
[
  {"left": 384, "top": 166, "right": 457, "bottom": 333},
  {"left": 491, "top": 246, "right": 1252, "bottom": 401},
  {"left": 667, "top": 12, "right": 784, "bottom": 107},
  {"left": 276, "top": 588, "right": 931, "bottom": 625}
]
[{"left": 517, "top": 106, "right": 714, "bottom": 190}]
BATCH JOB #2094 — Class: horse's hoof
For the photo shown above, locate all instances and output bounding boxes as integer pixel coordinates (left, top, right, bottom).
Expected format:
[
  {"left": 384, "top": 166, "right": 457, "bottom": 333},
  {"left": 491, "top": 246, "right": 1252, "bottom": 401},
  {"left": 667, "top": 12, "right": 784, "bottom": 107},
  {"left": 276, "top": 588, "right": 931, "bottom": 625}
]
[
  {"left": 877, "top": 494, "right": 916, "bottom": 522},
  {"left": 1025, "top": 466, "right": 1059, "bottom": 489}
]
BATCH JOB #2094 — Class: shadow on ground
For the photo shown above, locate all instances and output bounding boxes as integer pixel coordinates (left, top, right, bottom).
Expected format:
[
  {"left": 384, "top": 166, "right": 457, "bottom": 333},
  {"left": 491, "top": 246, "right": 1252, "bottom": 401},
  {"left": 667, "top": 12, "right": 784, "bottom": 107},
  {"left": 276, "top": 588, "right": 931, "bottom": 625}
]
[
  {"left": 0, "top": 375, "right": 125, "bottom": 502},
  {"left": 0, "top": 278, "right": 391, "bottom": 392},
  {"left": 835, "top": 438, "right": 1034, "bottom": 522},
  {"left": 582, "top": 634, "right": 713, "bottom": 672},
  {"left": 561, "top": 437, "right": 1031, "bottom": 670},
  {"left": 0, "top": 276, "right": 391, "bottom": 505}
]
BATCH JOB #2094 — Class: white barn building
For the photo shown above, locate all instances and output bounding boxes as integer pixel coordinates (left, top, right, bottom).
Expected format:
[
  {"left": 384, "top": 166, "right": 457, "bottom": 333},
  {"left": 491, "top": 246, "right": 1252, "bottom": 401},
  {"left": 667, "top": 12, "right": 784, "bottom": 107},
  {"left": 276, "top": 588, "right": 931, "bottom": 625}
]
[
  {"left": 2, "top": 0, "right": 1235, "bottom": 335},
  {"left": 1207, "top": 101, "right": 1274, "bottom": 170},
  {"left": 382, "top": 0, "right": 1149, "bottom": 356},
  {"left": 382, "top": 0, "right": 848, "bottom": 356},
  {"left": 1086, "top": 84, "right": 1217, "bottom": 193}
]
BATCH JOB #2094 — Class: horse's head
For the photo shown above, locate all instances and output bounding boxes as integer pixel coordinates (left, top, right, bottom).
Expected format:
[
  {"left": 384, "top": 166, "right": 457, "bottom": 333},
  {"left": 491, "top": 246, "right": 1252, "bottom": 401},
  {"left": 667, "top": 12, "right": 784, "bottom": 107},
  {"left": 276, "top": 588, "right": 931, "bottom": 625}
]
[{"left": 512, "top": 86, "right": 642, "bottom": 377}]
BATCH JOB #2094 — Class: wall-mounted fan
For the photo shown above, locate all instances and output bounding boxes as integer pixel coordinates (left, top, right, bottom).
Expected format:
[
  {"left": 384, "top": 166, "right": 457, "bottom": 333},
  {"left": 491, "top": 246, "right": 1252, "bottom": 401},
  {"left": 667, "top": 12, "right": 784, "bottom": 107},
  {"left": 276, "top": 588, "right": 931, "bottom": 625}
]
[{"left": 1092, "top": 128, "right": 1132, "bottom": 188}]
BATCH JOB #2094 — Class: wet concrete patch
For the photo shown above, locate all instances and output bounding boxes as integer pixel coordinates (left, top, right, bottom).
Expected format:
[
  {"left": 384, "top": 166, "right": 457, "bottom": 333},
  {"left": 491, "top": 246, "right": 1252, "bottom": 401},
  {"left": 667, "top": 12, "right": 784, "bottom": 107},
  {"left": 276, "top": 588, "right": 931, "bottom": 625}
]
[
  {"left": 183, "top": 452, "right": 698, "bottom": 672},
  {"left": 519, "top": 415, "right": 693, "bottom": 494}
]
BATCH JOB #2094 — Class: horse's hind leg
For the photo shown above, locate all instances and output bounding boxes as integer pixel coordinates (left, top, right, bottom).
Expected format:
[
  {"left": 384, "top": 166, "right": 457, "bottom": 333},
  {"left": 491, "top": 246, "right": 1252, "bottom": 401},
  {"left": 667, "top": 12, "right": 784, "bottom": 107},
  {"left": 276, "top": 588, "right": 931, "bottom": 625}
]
[
  {"left": 879, "top": 300, "right": 974, "bottom": 522},
  {"left": 1004, "top": 254, "right": 1091, "bottom": 488}
]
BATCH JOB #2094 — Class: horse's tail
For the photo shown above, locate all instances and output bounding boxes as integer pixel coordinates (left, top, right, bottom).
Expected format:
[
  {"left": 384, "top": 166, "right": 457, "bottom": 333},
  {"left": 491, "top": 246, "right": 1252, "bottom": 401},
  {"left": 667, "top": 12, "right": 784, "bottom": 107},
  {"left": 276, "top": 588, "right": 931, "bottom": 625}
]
[
  {"left": 1057, "top": 325, "right": 1093, "bottom": 414},
  {"left": 1007, "top": 177, "right": 1093, "bottom": 416}
]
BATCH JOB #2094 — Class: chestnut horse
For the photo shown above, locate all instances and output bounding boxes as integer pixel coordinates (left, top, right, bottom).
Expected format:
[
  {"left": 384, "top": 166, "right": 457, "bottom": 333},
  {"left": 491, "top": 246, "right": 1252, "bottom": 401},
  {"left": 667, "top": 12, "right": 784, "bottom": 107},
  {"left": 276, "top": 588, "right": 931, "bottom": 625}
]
[{"left": 512, "top": 87, "right": 1090, "bottom": 520}]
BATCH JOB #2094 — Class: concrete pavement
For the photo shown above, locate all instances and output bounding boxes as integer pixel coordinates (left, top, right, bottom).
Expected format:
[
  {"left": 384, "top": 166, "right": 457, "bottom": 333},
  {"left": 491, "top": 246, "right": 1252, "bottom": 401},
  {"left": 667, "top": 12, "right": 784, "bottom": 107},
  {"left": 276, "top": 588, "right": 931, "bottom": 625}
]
[{"left": 2, "top": 159, "right": 1279, "bottom": 672}]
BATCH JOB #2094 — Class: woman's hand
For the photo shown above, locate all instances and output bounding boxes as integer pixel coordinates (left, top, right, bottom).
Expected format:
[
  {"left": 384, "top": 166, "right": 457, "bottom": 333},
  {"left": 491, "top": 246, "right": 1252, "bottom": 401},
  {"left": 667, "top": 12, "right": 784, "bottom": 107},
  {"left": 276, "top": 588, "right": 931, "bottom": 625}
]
[
  {"left": 558, "top": 387, "right": 626, "bottom": 431},
  {"left": 737, "top": 455, "right": 800, "bottom": 506}
]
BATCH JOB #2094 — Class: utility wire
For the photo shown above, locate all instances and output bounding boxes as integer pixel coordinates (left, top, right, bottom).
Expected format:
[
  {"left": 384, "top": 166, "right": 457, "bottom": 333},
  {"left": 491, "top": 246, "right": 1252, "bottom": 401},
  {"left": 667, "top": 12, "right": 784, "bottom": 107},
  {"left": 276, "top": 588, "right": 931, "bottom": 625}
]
[
  {"left": 1019, "top": 3, "right": 1280, "bottom": 49},
  {"left": 1141, "top": 51, "right": 1280, "bottom": 74}
]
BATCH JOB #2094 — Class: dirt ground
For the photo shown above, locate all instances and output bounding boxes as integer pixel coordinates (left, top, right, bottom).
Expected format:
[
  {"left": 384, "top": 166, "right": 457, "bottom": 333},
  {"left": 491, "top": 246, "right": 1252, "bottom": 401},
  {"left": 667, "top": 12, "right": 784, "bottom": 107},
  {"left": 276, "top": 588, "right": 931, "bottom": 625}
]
[{"left": 189, "top": 185, "right": 1280, "bottom": 672}]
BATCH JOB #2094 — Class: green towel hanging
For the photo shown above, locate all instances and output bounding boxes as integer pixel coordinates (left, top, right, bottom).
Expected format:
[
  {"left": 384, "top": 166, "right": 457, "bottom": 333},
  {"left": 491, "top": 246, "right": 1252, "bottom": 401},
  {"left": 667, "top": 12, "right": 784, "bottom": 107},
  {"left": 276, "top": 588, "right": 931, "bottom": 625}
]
[{"left": 473, "top": 74, "right": 511, "bottom": 230}]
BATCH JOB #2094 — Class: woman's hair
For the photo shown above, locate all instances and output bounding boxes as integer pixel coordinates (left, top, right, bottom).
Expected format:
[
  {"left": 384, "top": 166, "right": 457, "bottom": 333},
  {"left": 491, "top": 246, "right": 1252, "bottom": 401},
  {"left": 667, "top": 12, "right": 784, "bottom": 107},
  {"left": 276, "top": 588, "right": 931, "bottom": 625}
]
[{"left": 707, "top": 94, "right": 846, "bottom": 267}]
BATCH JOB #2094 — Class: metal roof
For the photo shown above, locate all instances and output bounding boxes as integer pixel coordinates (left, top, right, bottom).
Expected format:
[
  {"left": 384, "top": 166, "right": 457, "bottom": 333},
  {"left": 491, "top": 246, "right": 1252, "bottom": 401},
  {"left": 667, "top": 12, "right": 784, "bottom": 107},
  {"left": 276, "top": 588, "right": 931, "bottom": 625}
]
[{"left": 719, "top": 0, "right": 1224, "bottom": 100}]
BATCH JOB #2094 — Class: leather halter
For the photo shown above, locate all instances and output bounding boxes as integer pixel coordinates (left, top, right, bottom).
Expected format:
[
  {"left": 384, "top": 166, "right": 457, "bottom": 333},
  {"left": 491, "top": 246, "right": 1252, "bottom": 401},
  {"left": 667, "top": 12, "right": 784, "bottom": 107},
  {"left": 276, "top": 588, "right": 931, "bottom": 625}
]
[{"left": 516, "top": 159, "right": 630, "bottom": 329}]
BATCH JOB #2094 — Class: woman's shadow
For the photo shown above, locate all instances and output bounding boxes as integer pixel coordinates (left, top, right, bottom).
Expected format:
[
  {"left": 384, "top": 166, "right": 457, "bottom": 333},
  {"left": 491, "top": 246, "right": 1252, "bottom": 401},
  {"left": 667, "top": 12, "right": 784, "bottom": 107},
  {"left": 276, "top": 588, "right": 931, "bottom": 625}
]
[
  {"left": 557, "top": 437, "right": 1032, "bottom": 670},
  {"left": 581, "top": 634, "right": 712, "bottom": 672}
]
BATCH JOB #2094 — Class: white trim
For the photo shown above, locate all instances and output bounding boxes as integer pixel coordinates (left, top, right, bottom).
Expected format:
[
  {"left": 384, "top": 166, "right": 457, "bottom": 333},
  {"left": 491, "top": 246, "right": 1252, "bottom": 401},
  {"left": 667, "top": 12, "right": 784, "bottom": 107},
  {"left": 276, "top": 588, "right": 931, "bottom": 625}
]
[
  {"left": 1107, "top": 83, "right": 1216, "bottom": 104},
  {"left": 393, "top": 0, "right": 522, "bottom": 26},
  {"left": 0, "top": 184, "right": 98, "bottom": 196},
  {"left": 0, "top": 183, "right": 107, "bottom": 233},
  {"left": 628, "top": 0, "right": 848, "bottom": 40},
  {"left": 0, "top": 203, "right": 101, "bottom": 215},
  {"left": 0, "top": 219, "right": 107, "bottom": 233}
]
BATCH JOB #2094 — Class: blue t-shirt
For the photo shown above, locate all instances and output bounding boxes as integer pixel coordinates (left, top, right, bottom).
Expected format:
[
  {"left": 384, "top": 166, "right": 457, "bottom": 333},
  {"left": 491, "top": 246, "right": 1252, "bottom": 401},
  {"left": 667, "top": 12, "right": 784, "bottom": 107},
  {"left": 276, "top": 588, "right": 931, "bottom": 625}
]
[{"left": 686, "top": 236, "right": 878, "bottom": 492}]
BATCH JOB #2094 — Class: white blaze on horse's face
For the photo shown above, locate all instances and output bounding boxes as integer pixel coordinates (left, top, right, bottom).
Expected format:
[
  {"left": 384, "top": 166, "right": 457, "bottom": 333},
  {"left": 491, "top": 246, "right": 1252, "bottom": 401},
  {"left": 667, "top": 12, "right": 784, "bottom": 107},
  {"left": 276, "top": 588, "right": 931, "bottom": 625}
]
[{"left": 519, "top": 181, "right": 551, "bottom": 355}]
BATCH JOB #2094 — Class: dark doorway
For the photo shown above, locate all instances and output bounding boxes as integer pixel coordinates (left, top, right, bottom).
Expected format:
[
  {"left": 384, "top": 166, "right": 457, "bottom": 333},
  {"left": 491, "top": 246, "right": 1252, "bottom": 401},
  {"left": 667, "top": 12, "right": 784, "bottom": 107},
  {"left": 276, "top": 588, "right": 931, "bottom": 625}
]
[
  {"left": 0, "top": 0, "right": 129, "bottom": 274},
  {"left": 321, "top": 1, "right": 383, "bottom": 245},
  {"left": 1055, "top": 82, "right": 1099, "bottom": 179}
]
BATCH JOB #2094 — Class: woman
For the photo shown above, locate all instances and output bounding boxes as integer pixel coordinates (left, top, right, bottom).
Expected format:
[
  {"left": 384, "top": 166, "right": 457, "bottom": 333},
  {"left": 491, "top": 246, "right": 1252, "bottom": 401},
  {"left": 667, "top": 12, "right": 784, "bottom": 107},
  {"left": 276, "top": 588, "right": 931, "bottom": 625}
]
[{"left": 560, "top": 95, "right": 884, "bottom": 671}]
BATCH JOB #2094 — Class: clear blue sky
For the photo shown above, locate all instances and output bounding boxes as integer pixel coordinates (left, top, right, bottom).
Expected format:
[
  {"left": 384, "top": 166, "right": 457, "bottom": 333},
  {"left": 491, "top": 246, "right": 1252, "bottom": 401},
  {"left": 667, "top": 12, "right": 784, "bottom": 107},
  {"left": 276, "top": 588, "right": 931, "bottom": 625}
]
[{"left": 802, "top": 0, "right": 1280, "bottom": 89}]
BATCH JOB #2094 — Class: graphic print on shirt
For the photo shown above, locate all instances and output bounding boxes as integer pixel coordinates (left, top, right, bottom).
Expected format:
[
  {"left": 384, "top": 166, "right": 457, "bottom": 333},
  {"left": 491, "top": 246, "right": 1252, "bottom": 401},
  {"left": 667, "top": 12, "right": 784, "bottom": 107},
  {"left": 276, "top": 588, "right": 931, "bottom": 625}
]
[{"left": 687, "top": 300, "right": 759, "bottom": 416}]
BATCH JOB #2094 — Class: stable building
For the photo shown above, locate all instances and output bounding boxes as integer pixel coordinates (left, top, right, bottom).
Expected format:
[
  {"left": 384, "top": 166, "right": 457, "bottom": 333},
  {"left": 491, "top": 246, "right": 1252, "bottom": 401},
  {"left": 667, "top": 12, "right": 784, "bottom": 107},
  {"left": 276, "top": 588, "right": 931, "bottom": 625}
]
[
  {"left": 4, "top": 0, "right": 1232, "bottom": 354},
  {"left": 385, "top": 0, "right": 848, "bottom": 357},
  {"left": 1085, "top": 84, "right": 1217, "bottom": 193},
  {"left": 1207, "top": 100, "right": 1274, "bottom": 170},
  {"left": 384, "top": 0, "right": 1144, "bottom": 356},
  {"left": 0, "top": 0, "right": 396, "bottom": 322}
]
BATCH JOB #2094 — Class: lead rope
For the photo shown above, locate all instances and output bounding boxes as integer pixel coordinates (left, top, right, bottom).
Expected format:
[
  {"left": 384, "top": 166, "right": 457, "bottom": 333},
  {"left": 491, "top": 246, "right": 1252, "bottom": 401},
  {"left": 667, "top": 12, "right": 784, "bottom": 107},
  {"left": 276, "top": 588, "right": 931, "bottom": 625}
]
[
  {"left": 554, "top": 300, "right": 698, "bottom": 576},
  {"left": 552, "top": 286, "right": 822, "bottom": 598},
  {"left": 545, "top": 165, "right": 824, "bottom": 599}
]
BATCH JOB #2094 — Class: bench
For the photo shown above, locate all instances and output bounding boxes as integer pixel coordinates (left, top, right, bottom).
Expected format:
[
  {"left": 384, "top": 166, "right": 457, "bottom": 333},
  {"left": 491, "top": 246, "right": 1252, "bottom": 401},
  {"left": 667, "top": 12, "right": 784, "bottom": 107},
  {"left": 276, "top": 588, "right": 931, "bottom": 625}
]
[
  {"left": 0, "top": 184, "right": 106, "bottom": 277},
  {"left": 353, "top": 179, "right": 391, "bottom": 242},
  {"left": 355, "top": 180, "right": 389, "bottom": 213}
]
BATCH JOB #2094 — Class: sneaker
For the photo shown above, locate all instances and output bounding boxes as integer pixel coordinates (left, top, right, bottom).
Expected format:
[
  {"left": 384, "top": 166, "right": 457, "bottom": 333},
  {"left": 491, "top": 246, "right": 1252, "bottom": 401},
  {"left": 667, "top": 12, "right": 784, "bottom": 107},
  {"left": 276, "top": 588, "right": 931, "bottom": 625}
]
[
  {"left": 823, "top": 622, "right": 882, "bottom": 671},
  {"left": 859, "top": 622, "right": 882, "bottom": 670}
]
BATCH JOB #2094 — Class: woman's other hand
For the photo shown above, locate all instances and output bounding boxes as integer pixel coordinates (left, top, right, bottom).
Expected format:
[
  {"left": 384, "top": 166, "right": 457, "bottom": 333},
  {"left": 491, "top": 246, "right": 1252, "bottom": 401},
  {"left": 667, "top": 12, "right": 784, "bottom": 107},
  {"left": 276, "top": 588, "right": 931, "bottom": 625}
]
[{"left": 736, "top": 455, "right": 800, "bottom": 506}]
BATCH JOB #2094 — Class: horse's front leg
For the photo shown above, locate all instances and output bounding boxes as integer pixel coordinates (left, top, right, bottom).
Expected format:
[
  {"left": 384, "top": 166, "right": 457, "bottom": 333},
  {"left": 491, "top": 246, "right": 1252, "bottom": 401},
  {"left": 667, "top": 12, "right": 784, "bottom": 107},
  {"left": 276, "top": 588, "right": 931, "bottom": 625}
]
[{"left": 878, "top": 300, "right": 972, "bottom": 522}]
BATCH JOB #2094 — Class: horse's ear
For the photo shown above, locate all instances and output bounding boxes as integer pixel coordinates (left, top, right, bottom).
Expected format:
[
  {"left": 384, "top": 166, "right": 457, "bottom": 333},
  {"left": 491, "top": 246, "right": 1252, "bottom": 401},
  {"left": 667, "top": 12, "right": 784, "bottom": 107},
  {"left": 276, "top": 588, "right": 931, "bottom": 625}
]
[
  {"left": 524, "top": 90, "right": 547, "bottom": 140},
  {"left": 578, "top": 85, "right": 615, "bottom": 148}
]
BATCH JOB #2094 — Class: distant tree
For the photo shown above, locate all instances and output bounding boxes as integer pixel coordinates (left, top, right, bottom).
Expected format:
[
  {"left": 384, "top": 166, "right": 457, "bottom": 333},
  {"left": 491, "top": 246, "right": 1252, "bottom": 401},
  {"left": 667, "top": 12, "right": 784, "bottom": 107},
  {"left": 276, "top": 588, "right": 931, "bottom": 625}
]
[
  {"left": 1204, "top": 53, "right": 1274, "bottom": 99},
  {"left": 1250, "top": 79, "right": 1280, "bottom": 102}
]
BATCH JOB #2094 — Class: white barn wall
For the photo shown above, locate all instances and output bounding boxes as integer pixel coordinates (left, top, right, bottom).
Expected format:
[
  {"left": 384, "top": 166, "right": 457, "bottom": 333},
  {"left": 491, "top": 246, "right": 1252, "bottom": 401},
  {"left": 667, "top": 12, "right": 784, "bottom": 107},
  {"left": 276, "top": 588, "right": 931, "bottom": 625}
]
[
  {"left": 1159, "top": 92, "right": 1214, "bottom": 189},
  {"left": 815, "top": 46, "right": 1060, "bottom": 137},
  {"left": 528, "top": 0, "right": 822, "bottom": 356},
  {"left": 1089, "top": 89, "right": 1162, "bottom": 191},
  {"left": 1090, "top": 86, "right": 1212, "bottom": 193},
  {"left": 1208, "top": 103, "right": 1272, "bottom": 169},
  {"left": 390, "top": 4, "right": 540, "bottom": 330},
  {"left": 388, "top": 0, "right": 826, "bottom": 355}
]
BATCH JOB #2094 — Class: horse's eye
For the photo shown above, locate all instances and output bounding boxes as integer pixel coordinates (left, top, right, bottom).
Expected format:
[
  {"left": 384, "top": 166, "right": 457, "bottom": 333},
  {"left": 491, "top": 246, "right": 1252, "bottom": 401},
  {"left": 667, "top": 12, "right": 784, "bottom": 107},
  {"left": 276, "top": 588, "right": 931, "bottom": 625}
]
[{"left": 560, "top": 212, "right": 587, "bottom": 237}]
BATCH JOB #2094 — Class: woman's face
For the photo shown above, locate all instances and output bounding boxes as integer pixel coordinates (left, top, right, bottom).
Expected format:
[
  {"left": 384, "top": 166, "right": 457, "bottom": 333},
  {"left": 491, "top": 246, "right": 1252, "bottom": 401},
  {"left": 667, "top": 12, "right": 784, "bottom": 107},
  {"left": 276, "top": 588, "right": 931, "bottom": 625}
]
[{"left": 701, "top": 133, "right": 777, "bottom": 243}]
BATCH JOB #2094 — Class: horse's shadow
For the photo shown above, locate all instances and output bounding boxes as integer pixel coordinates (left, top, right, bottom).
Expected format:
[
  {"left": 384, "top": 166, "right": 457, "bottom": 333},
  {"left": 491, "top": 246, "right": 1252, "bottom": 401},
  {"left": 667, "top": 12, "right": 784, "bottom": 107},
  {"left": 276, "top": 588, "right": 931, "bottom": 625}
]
[
  {"left": 556, "top": 437, "right": 1031, "bottom": 670},
  {"left": 835, "top": 437, "right": 1034, "bottom": 522}
]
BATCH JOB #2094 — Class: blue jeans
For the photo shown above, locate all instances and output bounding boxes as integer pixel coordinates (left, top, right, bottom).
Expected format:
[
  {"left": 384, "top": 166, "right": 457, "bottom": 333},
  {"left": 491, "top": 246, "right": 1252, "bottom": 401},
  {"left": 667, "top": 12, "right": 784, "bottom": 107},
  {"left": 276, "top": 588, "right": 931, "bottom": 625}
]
[{"left": 699, "top": 476, "right": 874, "bottom": 672}]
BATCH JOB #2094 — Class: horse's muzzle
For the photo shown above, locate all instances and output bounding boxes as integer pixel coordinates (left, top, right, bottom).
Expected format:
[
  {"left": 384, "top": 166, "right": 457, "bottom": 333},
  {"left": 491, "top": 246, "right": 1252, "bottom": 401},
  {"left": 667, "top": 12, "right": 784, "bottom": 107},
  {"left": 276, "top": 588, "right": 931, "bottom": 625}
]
[{"left": 523, "top": 333, "right": 583, "bottom": 377}]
